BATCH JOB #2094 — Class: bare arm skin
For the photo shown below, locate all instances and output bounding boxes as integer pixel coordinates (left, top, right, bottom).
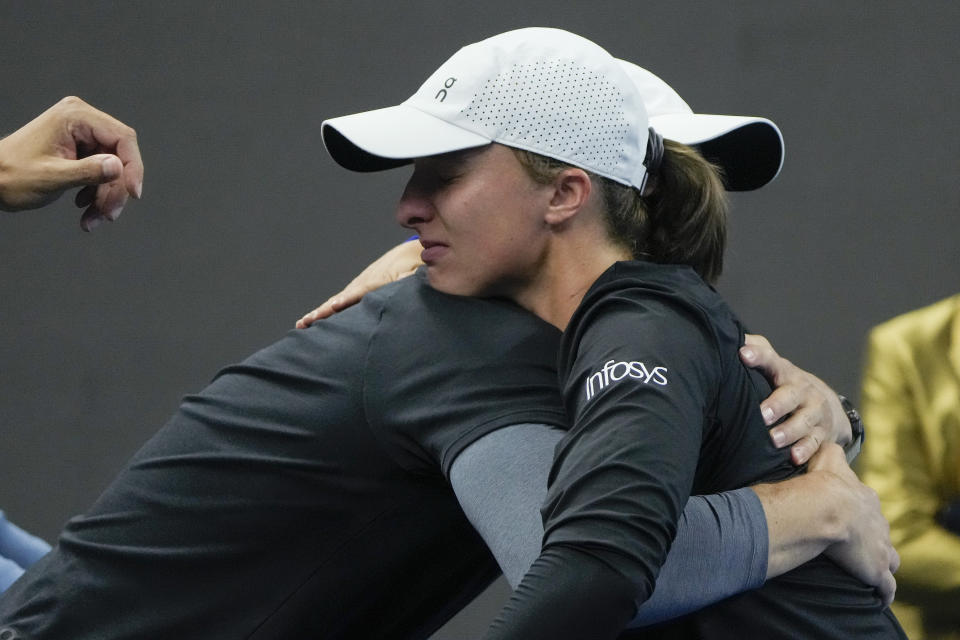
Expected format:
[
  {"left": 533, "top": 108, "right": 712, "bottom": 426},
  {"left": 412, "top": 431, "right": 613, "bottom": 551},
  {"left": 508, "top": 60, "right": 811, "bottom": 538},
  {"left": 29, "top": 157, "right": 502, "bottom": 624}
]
[{"left": 754, "top": 443, "right": 899, "bottom": 605}]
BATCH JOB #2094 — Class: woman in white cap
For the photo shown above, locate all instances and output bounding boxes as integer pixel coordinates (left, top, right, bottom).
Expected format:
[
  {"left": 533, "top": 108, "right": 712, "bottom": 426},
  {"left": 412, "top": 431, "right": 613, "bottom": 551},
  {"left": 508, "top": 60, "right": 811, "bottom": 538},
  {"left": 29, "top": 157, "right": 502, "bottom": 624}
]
[{"left": 320, "top": 27, "right": 905, "bottom": 639}]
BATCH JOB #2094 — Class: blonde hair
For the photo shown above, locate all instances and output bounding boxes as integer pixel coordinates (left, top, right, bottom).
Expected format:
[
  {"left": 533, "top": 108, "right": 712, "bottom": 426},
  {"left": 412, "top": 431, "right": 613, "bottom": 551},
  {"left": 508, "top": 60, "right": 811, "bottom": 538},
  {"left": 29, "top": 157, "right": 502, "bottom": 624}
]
[{"left": 511, "top": 141, "right": 728, "bottom": 284}]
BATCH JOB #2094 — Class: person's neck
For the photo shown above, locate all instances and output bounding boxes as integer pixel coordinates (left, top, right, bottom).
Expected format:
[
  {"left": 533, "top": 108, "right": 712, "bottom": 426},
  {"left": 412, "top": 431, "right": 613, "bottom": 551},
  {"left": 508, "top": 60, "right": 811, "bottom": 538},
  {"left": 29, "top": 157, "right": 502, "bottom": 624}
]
[{"left": 514, "top": 233, "right": 631, "bottom": 331}]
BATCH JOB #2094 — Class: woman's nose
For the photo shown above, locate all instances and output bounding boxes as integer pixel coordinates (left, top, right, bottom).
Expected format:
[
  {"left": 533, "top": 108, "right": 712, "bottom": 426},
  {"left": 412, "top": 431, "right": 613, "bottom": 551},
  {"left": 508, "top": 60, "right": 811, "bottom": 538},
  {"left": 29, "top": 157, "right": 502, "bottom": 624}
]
[{"left": 395, "top": 171, "right": 436, "bottom": 228}]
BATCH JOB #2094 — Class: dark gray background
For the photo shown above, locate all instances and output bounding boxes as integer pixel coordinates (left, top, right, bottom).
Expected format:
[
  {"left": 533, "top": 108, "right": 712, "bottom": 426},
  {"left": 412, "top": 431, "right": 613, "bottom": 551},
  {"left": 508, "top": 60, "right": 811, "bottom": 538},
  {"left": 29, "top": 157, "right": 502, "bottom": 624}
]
[{"left": 1, "top": 1, "right": 957, "bottom": 636}]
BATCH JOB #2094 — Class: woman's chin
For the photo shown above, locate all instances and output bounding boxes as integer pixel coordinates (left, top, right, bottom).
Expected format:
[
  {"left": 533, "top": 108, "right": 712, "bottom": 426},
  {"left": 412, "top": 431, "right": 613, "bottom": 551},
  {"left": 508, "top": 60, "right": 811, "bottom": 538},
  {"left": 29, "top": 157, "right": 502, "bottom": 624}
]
[{"left": 424, "top": 267, "right": 483, "bottom": 298}]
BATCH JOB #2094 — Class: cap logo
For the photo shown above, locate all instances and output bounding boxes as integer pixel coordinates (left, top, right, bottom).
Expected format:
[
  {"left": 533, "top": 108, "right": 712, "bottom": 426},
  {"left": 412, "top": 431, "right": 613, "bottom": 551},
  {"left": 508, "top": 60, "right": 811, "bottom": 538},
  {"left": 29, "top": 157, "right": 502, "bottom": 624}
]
[{"left": 435, "top": 77, "right": 457, "bottom": 102}]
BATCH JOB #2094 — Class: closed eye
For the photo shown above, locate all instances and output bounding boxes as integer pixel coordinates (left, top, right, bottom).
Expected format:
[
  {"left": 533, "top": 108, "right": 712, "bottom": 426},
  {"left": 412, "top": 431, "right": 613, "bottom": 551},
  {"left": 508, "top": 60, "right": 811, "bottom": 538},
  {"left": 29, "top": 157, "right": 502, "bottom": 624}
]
[{"left": 437, "top": 172, "right": 461, "bottom": 185}]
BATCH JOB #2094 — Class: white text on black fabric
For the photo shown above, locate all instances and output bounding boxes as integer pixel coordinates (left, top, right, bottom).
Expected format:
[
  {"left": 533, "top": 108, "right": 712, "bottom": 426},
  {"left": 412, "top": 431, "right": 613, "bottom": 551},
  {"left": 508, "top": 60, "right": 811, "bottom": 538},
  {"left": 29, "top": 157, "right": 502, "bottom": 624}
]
[{"left": 585, "top": 359, "right": 668, "bottom": 401}]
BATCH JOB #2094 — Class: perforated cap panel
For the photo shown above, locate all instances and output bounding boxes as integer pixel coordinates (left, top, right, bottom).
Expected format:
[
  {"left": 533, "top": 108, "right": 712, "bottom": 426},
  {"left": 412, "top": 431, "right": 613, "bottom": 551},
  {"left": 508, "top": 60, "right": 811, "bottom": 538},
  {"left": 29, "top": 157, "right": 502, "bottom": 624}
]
[{"left": 460, "top": 60, "right": 630, "bottom": 174}]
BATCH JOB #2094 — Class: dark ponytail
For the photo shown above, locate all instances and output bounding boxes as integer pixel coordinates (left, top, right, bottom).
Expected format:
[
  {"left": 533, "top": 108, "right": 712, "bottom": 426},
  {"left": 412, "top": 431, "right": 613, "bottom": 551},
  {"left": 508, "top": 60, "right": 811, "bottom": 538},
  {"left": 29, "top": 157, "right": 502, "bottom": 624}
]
[
  {"left": 513, "top": 140, "right": 729, "bottom": 284},
  {"left": 618, "top": 140, "right": 728, "bottom": 284}
]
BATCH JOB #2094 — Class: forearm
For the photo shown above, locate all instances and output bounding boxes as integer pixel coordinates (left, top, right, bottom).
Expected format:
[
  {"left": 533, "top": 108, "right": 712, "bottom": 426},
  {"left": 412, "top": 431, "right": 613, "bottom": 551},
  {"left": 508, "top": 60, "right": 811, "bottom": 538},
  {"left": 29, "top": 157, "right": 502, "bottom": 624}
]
[{"left": 751, "top": 471, "right": 848, "bottom": 578}]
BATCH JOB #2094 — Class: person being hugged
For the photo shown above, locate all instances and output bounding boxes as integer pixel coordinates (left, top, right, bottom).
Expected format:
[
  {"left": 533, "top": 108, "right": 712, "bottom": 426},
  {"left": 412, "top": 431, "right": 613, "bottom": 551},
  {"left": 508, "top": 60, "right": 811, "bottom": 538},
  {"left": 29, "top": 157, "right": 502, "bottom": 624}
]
[{"left": 321, "top": 27, "right": 905, "bottom": 639}]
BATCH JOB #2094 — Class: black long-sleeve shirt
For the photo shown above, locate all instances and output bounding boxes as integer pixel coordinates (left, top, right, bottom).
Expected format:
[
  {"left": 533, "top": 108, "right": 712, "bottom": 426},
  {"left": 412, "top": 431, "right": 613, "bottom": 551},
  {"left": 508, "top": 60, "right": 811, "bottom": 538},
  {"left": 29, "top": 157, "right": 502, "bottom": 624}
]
[{"left": 485, "top": 261, "right": 905, "bottom": 640}]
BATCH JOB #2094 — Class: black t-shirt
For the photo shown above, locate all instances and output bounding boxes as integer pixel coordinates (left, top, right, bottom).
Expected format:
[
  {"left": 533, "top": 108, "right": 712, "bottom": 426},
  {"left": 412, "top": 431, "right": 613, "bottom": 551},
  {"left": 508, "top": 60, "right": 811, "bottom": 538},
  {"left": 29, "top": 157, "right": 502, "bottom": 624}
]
[
  {"left": 0, "top": 269, "right": 568, "bottom": 640},
  {"left": 486, "top": 261, "right": 904, "bottom": 640},
  {"left": 364, "top": 268, "right": 567, "bottom": 476}
]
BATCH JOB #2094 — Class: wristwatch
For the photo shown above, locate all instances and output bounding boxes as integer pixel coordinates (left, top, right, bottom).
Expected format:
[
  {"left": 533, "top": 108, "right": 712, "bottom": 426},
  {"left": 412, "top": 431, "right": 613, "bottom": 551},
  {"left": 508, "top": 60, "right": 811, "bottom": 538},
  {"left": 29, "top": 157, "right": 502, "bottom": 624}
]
[{"left": 837, "top": 394, "right": 864, "bottom": 462}]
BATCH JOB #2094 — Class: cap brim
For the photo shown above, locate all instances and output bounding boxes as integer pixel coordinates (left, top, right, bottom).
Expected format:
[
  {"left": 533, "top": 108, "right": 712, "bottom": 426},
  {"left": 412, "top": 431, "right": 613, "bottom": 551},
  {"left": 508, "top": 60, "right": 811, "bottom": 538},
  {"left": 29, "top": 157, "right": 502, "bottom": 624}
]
[
  {"left": 650, "top": 113, "right": 784, "bottom": 191},
  {"left": 324, "top": 103, "right": 783, "bottom": 191},
  {"left": 322, "top": 104, "right": 491, "bottom": 172}
]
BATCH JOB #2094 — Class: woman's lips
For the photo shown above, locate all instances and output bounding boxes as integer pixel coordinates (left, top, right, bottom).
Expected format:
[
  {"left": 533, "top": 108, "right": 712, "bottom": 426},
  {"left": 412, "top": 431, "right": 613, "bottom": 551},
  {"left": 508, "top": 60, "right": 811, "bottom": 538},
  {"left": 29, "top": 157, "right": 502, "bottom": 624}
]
[{"left": 419, "top": 240, "right": 448, "bottom": 264}]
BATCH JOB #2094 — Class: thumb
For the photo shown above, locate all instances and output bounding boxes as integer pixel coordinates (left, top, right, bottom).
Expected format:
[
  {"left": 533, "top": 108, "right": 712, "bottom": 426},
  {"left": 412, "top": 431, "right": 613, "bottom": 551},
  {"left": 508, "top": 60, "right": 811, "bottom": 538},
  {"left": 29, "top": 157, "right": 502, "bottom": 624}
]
[{"left": 47, "top": 154, "right": 123, "bottom": 188}]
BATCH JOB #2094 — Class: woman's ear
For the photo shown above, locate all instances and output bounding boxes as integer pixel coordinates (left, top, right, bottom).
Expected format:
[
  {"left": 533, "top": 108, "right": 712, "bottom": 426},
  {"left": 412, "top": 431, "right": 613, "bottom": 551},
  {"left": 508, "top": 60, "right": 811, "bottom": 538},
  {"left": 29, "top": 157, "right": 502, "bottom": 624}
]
[{"left": 544, "top": 168, "right": 593, "bottom": 226}]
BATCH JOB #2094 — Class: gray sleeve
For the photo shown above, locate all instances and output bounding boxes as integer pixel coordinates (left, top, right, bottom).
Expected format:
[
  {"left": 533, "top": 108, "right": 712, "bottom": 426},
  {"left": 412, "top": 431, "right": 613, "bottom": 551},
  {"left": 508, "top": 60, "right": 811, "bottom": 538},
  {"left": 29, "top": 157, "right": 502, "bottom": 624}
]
[
  {"left": 449, "top": 424, "right": 768, "bottom": 628},
  {"left": 629, "top": 488, "right": 768, "bottom": 626},
  {"left": 450, "top": 423, "right": 556, "bottom": 589}
]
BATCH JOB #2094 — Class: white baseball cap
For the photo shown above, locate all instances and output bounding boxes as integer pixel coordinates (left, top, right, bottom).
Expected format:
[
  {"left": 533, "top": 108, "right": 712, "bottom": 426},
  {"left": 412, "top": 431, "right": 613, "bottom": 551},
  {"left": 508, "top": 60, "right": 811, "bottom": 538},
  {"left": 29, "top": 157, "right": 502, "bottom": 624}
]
[{"left": 322, "top": 27, "right": 783, "bottom": 192}]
